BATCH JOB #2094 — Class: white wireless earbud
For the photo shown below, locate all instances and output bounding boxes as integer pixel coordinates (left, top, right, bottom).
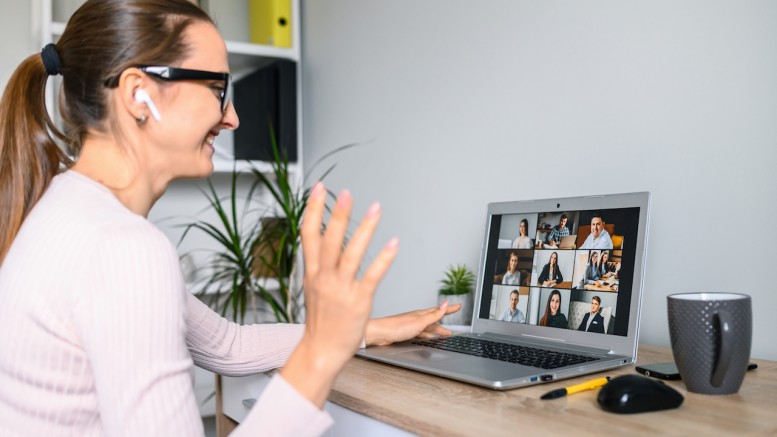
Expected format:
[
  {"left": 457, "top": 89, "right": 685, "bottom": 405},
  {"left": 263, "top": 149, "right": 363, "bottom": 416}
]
[{"left": 134, "top": 89, "right": 161, "bottom": 121}]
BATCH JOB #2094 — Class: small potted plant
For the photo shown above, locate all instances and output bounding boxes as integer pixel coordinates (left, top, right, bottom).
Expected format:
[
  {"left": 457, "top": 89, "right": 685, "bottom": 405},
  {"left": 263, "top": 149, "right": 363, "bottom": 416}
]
[{"left": 437, "top": 264, "right": 476, "bottom": 325}]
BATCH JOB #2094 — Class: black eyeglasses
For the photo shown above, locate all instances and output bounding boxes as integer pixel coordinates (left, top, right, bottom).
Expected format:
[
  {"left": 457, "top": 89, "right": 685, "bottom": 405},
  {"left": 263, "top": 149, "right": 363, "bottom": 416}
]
[
  {"left": 104, "top": 66, "right": 232, "bottom": 113},
  {"left": 136, "top": 66, "right": 232, "bottom": 113}
]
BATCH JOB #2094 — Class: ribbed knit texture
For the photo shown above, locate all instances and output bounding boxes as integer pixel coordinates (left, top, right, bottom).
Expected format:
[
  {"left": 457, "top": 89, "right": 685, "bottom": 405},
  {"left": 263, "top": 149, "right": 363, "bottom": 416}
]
[{"left": 0, "top": 170, "right": 332, "bottom": 436}]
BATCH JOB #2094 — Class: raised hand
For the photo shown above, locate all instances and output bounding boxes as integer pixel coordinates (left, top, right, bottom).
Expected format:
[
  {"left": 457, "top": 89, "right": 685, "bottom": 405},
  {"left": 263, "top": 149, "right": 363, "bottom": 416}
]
[{"left": 280, "top": 183, "right": 398, "bottom": 407}]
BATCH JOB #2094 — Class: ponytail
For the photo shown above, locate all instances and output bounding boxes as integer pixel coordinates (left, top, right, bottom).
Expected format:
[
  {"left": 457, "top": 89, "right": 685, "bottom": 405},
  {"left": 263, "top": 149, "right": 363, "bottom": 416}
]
[{"left": 0, "top": 53, "right": 71, "bottom": 264}]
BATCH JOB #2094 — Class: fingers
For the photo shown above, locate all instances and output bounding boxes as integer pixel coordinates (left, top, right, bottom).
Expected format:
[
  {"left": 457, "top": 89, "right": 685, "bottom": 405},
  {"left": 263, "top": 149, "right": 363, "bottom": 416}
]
[
  {"left": 358, "top": 237, "right": 399, "bottom": 298},
  {"left": 319, "top": 190, "right": 353, "bottom": 271},
  {"left": 422, "top": 324, "right": 454, "bottom": 337},
  {"left": 414, "top": 302, "right": 463, "bottom": 339},
  {"left": 444, "top": 303, "right": 462, "bottom": 315},
  {"left": 300, "top": 182, "right": 326, "bottom": 274},
  {"left": 338, "top": 202, "right": 382, "bottom": 278}
]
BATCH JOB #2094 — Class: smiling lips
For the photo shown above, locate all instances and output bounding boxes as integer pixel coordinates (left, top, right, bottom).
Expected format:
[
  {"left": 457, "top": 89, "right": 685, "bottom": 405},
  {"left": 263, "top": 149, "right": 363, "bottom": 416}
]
[{"left": 205, "top": 131, "right": 218, "bottom": 146}]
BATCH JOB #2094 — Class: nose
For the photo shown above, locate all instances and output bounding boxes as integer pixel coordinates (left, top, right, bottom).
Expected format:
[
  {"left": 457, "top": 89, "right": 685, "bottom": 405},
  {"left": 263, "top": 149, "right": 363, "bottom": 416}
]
[{"left": 221, "top": 100, "right": 240, "bottom": 131}]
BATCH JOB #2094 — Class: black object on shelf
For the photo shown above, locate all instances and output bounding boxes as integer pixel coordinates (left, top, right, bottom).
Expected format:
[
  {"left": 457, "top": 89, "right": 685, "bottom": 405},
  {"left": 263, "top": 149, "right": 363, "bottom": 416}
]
[{"left": 233, "top": 59, "right": 297, "bottom": 162}]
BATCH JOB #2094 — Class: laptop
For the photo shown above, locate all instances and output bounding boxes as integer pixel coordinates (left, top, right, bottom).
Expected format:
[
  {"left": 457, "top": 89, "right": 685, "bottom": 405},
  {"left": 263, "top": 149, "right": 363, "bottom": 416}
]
[
  {"left": 357, "top": 192, "right": 651, "bottom": 389},
  {"left": 543, "top": 234, "right": 577, "bottom": 250}
]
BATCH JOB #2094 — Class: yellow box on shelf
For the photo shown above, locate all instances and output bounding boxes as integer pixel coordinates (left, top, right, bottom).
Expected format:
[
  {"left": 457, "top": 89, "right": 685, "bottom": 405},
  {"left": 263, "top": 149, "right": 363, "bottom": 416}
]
[{"left": 249, "top": 0, "right": 292, "bottom": 48}]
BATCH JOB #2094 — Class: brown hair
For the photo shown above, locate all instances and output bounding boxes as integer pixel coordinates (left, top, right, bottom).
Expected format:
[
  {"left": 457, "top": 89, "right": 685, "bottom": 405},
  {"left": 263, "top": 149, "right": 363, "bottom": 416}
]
[
  {"left": 0, "top": 0, "right": 211, "bottom": 263},
  {"left": 538, "top": 289, "right": 562, "bottom": 326}
]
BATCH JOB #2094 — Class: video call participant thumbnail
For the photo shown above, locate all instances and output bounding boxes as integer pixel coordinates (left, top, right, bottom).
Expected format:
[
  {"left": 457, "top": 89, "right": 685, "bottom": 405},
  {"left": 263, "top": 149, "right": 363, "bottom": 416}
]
[
  {"left": 546, "top": 214, "right": 569, "bottom": 247},
  {"left": 498, "top": 289, "right": 525, "bottom": 323},
  {"left": 538, "top": 290, "right": 568, "bottom": 329},
  {"left": 580, "top": 212, "right": 613, "bottom": 249},
  {"left": 577, "top": 296, "right": 605, "bottom": 333}
]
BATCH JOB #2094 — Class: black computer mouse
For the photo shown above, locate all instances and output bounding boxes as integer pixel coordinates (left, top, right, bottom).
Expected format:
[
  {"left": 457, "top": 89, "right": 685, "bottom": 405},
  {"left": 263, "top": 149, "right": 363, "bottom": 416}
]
[{"left": 597, "top": 374, "right": 684, "bottom": 414}]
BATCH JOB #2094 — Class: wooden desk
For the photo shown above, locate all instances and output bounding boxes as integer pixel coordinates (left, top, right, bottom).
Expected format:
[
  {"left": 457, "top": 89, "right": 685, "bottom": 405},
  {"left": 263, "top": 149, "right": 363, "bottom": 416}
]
[
  {"left": 328, "top": 344, "right": 777, "bottom": 436},
  {"left": 538, "top": 281, "right": 573, "bottom": 289},
  {"left": 583, "top": 282, "right": 618, "bottom": 292}
]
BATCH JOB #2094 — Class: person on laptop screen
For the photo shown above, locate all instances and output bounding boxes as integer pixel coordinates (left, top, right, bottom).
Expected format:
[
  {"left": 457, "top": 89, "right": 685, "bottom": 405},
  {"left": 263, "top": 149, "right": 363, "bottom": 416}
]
[
  {"left": 537, "top": 251, "right": 563, "bottom": 287},
  {"left": 578, "top": 296, "right": 606, "bottom": 333},
  {"left": 498, "top": 290, "right": 525, "bottom": 323},
  {"left": 580, "top": 212, "right": 613, "bottom": 249},
  {"left": 502, "top": 252, "right": 521, "bottom": 285},
  {"left": 545, "top": 214, "right": 569, "bottom": 248},
  {"left": 578, "top": 251, "right": 602, "bottom": 288},
  {"left": 512, "top": 219, "right": 533, "bottom": 249},
  {"left": 538, "top": 290, "right": 568, "bottom": 329},
  {"left": 598, "top": 250, "right": 616, "bottom": 279}
]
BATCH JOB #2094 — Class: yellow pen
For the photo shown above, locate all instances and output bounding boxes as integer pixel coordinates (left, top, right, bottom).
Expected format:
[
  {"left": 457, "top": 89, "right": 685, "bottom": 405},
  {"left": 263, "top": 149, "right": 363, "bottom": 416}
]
[{"left": 540, "top": 376, "right": 611, "bottom": 400}]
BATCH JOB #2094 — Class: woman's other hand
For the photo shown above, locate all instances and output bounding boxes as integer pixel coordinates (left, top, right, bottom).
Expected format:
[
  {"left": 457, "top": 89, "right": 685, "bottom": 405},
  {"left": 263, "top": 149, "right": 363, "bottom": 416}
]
[
  {"left": 364, "top": 301, "right": 462, "bottom": 346},
  {"left": 280, "top": 183, "right": 398, "bottom": 407}
]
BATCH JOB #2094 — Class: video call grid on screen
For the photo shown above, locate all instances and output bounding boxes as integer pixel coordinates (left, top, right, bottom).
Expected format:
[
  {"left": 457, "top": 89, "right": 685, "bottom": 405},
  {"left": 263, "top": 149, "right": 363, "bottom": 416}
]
[{"left": 478, "top": 207, "right": 640, "bottom": 337}]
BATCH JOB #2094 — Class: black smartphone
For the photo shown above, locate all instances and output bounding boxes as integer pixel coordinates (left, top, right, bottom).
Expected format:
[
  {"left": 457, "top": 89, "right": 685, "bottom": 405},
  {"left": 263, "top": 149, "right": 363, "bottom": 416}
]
[{"left": 635, "top": 362, "right": 758, "bottom": 380}]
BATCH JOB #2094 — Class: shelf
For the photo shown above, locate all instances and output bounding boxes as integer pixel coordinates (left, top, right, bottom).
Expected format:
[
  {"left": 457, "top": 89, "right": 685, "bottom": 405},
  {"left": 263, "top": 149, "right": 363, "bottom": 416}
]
[
  {"left": 211, "top": 140, "right": 298, "bottom": 174},
  {"left": 227, "top": 40, "right": 299, "bottom": 69},
  {"left": 211, "top": 156, "right": 298, "bottom": 175},
  {"left": 50, "top": 22, "right": 298, "bottom": 67}
]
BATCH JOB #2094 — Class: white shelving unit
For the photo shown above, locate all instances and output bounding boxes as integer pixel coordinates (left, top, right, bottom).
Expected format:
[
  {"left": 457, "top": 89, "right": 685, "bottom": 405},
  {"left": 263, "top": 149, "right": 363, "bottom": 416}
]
[{"left": 36, "top": 0, "right": 303, "bottom": 176}]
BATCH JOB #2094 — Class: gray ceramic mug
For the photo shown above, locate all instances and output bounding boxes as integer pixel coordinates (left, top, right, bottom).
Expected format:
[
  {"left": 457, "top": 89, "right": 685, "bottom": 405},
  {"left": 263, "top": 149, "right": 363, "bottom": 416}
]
[{"left": 667, "top": 292, "right": 752, "bottom": 394}]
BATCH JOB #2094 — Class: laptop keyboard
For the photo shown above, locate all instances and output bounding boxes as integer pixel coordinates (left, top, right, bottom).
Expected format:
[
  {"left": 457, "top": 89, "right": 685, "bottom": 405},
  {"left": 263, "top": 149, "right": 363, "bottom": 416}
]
[{"left": 412, "top": 336, "right": 599, "bottom": 369}]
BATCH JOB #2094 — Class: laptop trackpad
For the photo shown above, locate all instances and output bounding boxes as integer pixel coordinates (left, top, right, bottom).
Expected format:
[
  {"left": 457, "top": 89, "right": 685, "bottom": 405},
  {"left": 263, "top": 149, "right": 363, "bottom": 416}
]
[{"left": 394, "top": 349, "right": 452, "bottom": 362}]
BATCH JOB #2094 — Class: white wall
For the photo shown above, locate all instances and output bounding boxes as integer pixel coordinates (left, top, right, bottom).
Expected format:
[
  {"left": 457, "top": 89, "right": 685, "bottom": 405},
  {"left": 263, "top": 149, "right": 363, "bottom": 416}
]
[
  {"left": 0, "top": 1, "right": 35, "bottom": 87},
  {"left": 301, "top": 0, "right": 777, "bottom": 359}
]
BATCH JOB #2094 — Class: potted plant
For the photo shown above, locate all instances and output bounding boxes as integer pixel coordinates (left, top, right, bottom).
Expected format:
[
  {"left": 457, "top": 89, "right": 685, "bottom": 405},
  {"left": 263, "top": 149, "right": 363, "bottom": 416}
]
[
  {"left": 437, "top": 264, "right": 476, "bottom": 325},
  {"left": 179, "top": 130, "right": 357, "bottom": 324}
]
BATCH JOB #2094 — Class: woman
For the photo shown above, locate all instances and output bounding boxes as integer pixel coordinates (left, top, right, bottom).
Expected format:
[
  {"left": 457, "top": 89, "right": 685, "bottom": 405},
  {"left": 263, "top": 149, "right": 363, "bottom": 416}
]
[
  {"left": 579, "top": 250, "right": 602, "bottom": 288},
  {"left": 598, "top": 250, "right": 614, "bottom": 279},
  {"left": 0, "top": 1, "right": 458, "bottom": 434},
  {"left": 537, "top": 251, "right": 563, "bottom": 287},
  {"left": 511, "top": 219, "right": 533, "bottom": 249},
  {"left": 502, "top": 252, "right": 521, "bottom": 285},
  {"left": 538, "top": 290, "right": 568, "bottom": 328}
]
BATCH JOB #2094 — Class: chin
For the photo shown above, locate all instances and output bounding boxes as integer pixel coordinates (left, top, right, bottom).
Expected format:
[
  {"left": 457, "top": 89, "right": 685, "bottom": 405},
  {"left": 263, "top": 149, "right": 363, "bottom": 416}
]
[{"left": 196, "top": 161, "right": 215, "bottom": 178}]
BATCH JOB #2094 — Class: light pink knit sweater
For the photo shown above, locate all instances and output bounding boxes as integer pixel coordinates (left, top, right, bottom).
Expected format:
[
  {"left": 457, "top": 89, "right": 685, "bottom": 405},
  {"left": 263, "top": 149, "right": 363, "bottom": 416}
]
[{"left": 0, "top": 171, "right": 332, "bottom": 436}]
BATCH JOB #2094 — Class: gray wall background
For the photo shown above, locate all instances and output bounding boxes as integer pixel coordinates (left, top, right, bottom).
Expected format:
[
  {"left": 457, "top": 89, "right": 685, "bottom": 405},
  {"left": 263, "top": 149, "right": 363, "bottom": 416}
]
[
  {"left": 2, "top": 1, "right": 775, "bottom": 360},
  {"left": 301, "top": 0, "right": 777, "bottom": 359}
]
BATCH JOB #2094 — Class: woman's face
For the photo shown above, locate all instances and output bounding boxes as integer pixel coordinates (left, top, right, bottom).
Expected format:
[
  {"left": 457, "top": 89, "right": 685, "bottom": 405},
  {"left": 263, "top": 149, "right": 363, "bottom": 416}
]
[
  {"left": 601, "top": 252, "right": 609, "bottom": 263},
  {"left": 591, "top": 252, "right": 599, "bottom": 263},
  {"left": 549, "top": 252, "right": 557, "bottom": 266},
  {"left": 143, "top": 21, "right": 239, "bottom": 180},
  {"left": 508, "top": 254, "right": 518, "bottom": 271},
  {"left": 550, "top": 294, "right": 560, "bottom": 315},
  {"left": 519, "top": 221, "right": 527, "bottom": 236}
]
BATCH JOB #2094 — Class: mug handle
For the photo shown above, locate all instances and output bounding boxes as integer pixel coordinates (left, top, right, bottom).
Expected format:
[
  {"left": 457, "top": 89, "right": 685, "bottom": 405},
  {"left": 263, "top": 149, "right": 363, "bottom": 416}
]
[{"left": 711, "top": 309, "right": 733, "bottom": 387}]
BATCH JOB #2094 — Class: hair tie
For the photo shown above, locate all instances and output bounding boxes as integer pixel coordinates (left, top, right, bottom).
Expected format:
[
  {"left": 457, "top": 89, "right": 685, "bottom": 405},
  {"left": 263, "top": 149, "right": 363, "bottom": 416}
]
[{"left": 41, "top": 43, "right": 62, "bottom": 76}]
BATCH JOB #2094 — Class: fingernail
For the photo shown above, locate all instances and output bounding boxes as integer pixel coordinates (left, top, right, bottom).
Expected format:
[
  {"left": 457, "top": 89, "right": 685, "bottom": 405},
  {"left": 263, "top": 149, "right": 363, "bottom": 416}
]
[
  {"left": 311, "top": 182, "right": 324, "bottom": 198},
  {"left": 366, "top": 202, "right": 381, "bottom": 219},
  {"left": 337, "top": 189, "right": 351, "bottom": 207},
  {"left": 385, "top": 237, "right": 399, "bottom": 250},
  {"left": 439, "top": 300, "right": 449, "bottom": 311}
]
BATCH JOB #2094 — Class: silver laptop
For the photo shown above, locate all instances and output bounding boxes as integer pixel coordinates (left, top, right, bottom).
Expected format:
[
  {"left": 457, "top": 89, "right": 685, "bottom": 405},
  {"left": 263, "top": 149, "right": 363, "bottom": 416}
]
[{"left": 357, "top": 192, "right": 651, "bottom": 389}]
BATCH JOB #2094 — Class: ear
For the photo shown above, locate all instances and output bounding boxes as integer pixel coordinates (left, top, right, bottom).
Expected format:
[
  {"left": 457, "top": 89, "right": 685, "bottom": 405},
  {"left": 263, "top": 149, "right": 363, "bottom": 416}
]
[{"left": 115, "top": 67, "right": 154, "bottom": 123}]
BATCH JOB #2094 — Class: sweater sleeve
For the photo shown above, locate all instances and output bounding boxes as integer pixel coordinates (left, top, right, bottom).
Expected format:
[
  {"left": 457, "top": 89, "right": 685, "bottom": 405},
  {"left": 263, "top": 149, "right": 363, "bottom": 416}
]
[
  {"left": 185, "top": 293, "right": 305, "bottom": 376},
  {"left": 71, "top": 221, "right": 203, "bottom": 436},
  {"left": 185, "top": 290, "right": 333, "bottom": 435},
  {"left": 232, "top": 375, "right": 334, "bottom": 436}
]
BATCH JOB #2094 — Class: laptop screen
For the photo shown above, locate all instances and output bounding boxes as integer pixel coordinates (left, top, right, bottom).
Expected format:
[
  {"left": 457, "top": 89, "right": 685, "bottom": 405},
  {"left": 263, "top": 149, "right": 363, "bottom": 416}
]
[{"left": 477, "top": 204, "right": 644, "bottom": 339}]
